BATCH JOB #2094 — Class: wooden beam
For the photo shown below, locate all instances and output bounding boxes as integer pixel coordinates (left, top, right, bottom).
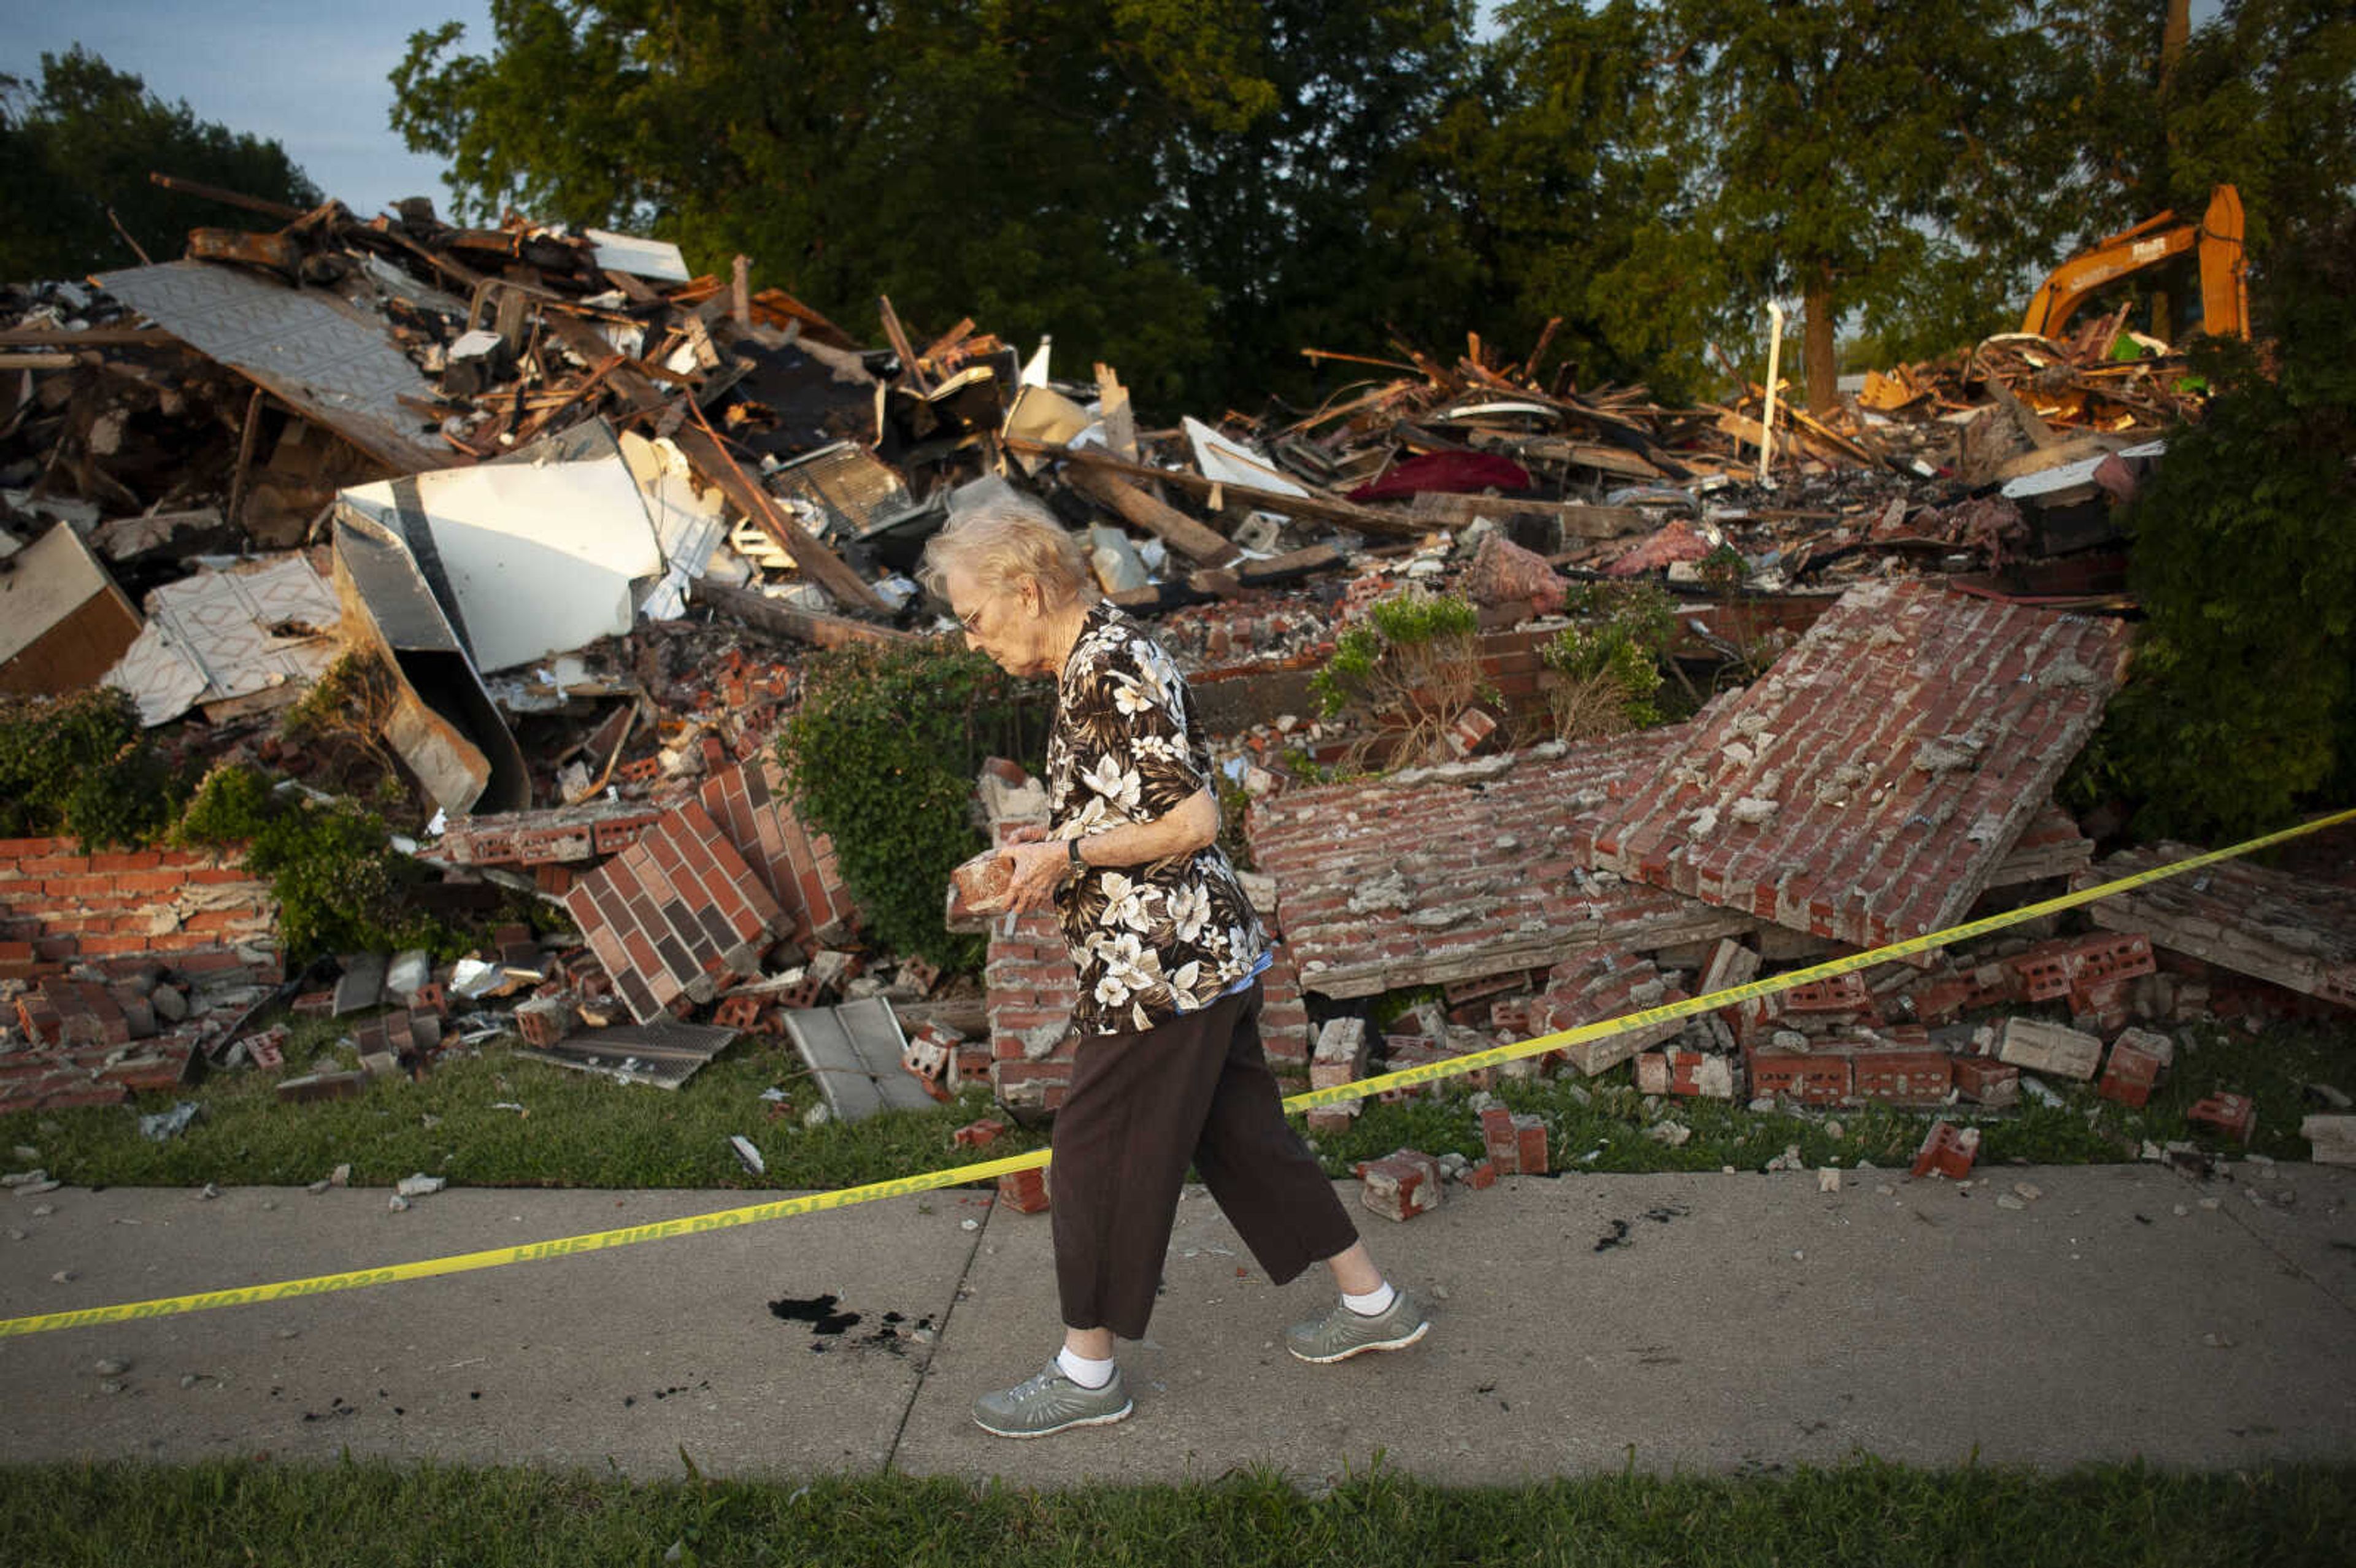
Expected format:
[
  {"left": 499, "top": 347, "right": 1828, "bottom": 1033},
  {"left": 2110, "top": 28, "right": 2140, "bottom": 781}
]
[
  {"left": 1063, "top": 464, "right": 1238, "bottom": 566},
  {"left": 147, "top": 171, "right": 304, "bottom": 221},
  {"left": 693, "top": 580, "right": 924, "bottom": 650},
  {"left": 876, "top": 295, "right": 931, "bottom": 393},
  {"left": 0, "top": 326, "right": 182, "bottom": 348},
  {"left": 1003, "top": 436, "right": 1431, "bottom": 540}
]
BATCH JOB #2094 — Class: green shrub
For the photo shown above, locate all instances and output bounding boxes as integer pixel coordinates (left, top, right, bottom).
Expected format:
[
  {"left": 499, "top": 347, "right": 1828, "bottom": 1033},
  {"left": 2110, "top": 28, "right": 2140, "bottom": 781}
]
[
  {"left": 776, "top": 639, "right": 1049, "bottom": 970},
  {"left": 1542, "top": 580, "right": 1678, "bottom": 738},
  {"left": 175, "top": 764, "right": 464, "bottom": 961},
  {"left": 2063, "top": 210, "right": 2356, "bottom": 841},
  {"left": 0, "top": 687, "right": 185, "bottom": 847},
  {"left": 1309, "top": 590, "right": 1492, "bottom": 768}
]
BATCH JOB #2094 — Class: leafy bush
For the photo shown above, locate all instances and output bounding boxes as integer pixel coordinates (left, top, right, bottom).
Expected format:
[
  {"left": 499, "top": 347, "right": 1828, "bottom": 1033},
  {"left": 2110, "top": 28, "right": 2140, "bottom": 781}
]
[
  {"left": 0, "top": 687, "right": 185, "bottom": 847},
  {"left": 2063, "top": 211, "right": 2356, "bottom": 841},
  {"left": 776, "top": 639, "right": 1049, "bottom": 970},
  {"left": 175, "top": 764, "right": 463, "bottom": 961},
  {"left": 1543, "top": 581, "right": 1677, "bottom": 739},
  {"left": 1309, "top": 590, "right": 1493, "bottom": 769}
]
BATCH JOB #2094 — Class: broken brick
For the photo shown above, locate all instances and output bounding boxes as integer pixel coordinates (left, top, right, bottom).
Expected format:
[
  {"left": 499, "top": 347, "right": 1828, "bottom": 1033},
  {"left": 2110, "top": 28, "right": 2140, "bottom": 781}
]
[
  {"left": 952, "top": 1118, "right": 1006, "bottom": 1148},
  {"left": 997, "top": 1167, "right": 1051, "bottom": 1213},
  {"left": 1910, "top": 1121, "right": 1981, "bottom": 1180},
  {"left": 1356, "top": 1149, "right": 1443, "bottom": 1221},
  {"left": 2189, "top": 1092, "right": 2256, "bottom": 1143},
  {"left": 1951, "top": 1054, "right": 2020, "bottom": 1109},
  {"left": 2096, "top": 1028, "right": 2170, "bottom": 1108}
]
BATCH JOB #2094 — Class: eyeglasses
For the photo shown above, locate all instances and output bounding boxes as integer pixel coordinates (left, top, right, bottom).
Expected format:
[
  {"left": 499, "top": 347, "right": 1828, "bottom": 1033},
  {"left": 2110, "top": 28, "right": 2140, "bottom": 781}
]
[{"left": 955, "top": 602, "right": 987, "bottom": 635}]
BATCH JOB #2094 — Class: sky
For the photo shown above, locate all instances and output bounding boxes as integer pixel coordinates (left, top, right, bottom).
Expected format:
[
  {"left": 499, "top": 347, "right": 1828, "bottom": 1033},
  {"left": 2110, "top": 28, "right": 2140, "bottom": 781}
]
[{"left": 0, "top": 0, "right": 496, "bottom": 218}]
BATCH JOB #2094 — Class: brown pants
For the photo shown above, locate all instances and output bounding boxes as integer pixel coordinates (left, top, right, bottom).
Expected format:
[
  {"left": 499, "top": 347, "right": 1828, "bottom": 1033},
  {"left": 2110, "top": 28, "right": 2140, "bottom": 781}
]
[{"left": 1050, "top": 981, "right": 1360, "bottom": 1340}]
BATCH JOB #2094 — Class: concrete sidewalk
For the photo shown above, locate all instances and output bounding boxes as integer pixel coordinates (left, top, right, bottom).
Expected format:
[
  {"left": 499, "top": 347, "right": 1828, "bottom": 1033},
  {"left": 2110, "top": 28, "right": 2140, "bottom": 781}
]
[{"left": 3, "top": 1162, "right": 2352, "bottom": 1486}]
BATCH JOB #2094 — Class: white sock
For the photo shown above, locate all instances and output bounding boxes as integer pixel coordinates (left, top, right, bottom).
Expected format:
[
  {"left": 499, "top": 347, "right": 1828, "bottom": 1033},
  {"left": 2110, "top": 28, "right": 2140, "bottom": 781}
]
[
  {"left": 1341, "top": 1282, "right": 1396, "bottom": 1317},
  {"left": 1056, "top": 1346, "right": 1117, "bottom": 1389}
]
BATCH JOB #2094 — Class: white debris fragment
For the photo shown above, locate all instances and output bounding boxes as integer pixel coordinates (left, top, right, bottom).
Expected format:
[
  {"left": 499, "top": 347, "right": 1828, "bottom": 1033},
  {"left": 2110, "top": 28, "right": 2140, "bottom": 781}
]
[
  {"left": 730, "top": 1136, "right": 766, "bottom": 1176},
  {"left": 395, "top": 1174, "right": 446, "bottom": 1198},
  {"left": 1816, "top": 1168, "right": 1841, "bottom": 1193}
]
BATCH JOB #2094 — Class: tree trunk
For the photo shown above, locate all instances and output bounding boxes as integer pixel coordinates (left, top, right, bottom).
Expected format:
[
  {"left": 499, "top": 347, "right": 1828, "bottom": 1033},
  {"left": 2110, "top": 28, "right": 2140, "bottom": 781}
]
[
  {"left": 2160, "top": 0, "right": 2191, "bottom": 96},
  {"left": 1803, "top": 269, "right": 1839, "bottom": 416}
]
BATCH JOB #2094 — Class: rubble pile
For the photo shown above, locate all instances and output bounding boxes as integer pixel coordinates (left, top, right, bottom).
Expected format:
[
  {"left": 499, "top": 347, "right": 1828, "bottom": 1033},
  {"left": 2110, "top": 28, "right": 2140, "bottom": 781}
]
[{"left": 0, "top": 179, "right": 2344, "bottom": 1166}]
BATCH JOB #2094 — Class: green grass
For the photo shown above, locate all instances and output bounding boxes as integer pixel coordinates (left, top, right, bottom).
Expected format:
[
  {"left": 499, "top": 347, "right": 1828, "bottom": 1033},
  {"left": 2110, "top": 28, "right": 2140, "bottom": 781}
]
[
  {"left": 1, "top": 1456, "right": 2350, "bottom": 1567},
  {"left": 4, "top": 1007, "right": 2347, "bottom": 1195},
  {"left": 0, "top": 1007, "right": 1044, "bottom": 1193},
  {"left": 1308, "top": 1015, "right": 2355, "bottom": 1178}
]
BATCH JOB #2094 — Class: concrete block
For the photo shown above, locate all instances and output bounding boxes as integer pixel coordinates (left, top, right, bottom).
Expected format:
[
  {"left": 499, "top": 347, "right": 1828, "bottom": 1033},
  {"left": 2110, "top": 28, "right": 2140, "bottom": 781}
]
[
  {"left": 2300, "top": 1113, "right": 2356, "bottom": 1166},
  {"left": 1996, "top": 1017, "right": 2103, "bottom": 1080}
]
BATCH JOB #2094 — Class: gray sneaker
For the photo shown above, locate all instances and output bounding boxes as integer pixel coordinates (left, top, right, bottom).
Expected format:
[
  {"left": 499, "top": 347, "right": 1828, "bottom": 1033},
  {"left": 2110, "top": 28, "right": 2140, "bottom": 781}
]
[
  {"left": 1284, "top": 1291, "right": 1430, "bottom": 1364},
  {"left": 972, "top": 1361, "right": 1134, "bottom": 1439}
]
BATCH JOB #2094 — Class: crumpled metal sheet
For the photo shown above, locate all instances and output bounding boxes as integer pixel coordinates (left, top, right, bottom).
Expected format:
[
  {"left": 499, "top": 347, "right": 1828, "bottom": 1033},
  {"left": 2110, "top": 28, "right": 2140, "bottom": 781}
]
[
  {"left": 104, "top": 553, "right": 341, "bottom": 725},
  {"left": 94, "top": 261, "right": 446, "bottom": 472}
]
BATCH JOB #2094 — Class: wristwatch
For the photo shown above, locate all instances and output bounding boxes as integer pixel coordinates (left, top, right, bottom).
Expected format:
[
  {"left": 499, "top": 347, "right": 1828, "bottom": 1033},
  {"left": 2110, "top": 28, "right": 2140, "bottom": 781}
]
[{"left": 1066, "top": 836, "right": 1086, "bottom": 874}]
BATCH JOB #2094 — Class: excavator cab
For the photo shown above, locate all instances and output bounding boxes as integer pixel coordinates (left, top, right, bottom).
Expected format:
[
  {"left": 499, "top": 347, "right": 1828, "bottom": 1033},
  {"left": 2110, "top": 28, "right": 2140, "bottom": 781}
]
[{"left": 2020, "top": 184, "right": 2249, "bottom": 347}]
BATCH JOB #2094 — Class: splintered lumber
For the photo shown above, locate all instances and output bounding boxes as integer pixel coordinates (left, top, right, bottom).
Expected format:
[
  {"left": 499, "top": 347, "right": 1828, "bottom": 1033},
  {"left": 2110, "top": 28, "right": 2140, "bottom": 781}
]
[
  {"left": 1064, "top": 463, "right": 1238, "bottom": 566},
  {"left": 541, "top": 313, "right": 891, "bottom": 618},
  {"left": 1003, "top": 436, "right": 1430, "bottom": 540}
]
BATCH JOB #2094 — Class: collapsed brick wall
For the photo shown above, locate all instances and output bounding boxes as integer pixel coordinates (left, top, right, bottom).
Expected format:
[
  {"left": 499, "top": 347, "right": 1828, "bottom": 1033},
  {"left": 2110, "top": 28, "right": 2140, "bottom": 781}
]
[
  {"left": 0, "top": 836, "right": 278, "bottom": 985},
  {"left": 698, "top": 753, "right": 858, "bottom": 946}
]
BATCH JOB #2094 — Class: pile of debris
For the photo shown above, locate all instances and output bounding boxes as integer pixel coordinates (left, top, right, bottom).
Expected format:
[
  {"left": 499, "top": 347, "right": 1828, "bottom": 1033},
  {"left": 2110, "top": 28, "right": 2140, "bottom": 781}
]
[{"left": 2, "top": 175, "right": 2342, "bottom": 1163}]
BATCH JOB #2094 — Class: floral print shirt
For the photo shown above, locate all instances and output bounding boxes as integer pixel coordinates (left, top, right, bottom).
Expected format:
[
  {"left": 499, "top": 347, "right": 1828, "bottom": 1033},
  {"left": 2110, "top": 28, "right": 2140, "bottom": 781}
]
[{"left": 1049, "top": 601, "right": 1267, "bottom": 1035}]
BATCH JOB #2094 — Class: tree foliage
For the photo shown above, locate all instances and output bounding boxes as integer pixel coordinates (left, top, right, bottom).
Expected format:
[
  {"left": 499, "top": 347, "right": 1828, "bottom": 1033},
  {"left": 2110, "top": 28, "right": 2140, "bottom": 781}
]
[
  {"left": 0, "top": 47, "right": 318, "bottom": 282},
  {"left": 2047, "top": 0, "right": 2356, "bottom": 257},
  {"left": 2068, "top": 207, "right": 2356, "bottom": 840},
  {"left": 387, "top": 4, "right": 2352, "bottom": 414},
  {"left": 391, "top": 1, "right": 1479, "bottom": 415}
]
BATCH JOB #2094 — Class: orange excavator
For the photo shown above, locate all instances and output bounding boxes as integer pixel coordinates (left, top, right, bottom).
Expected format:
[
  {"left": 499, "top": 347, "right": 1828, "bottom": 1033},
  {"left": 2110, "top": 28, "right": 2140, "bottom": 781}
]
[{"left": 2020, "top": 184, "right": 2249, "bottom": 344}]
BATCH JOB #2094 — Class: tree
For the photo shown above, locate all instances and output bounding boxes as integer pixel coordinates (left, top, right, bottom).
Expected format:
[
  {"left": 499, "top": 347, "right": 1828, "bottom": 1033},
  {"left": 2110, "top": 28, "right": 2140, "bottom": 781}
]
[
  {"left": 0, "top": 46, "right": 318, "bottom": 282},
  {"left": 391, "top": 1, "right": 1484, "bottom": 415},
  {"left": 2046, "top": 0, "right": 2356, "bottom": 257},
  {"left": 1471, "top": 0, "right": 1677, "bottom": 392},
  {"left": 1614, "top": 1, "right": 2071, "bottom": 412},
  {"left": 2069, "top": 206, "right": 2356, "bottom": 840},
  {"left": 1136, "top": 0, "right": 1493, "bottom": 407}
]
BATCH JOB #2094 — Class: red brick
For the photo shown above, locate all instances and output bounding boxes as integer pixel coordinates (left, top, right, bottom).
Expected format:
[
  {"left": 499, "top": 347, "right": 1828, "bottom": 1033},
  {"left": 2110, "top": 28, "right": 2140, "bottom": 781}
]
[
  {"left": 953, "top": 1118, "right": 1007, "bottom": 1149},
  {"left": 1952, "top": 1055, "right": 2020, "bottom": 1108},
  {"left": 1849, "top": 1050, "right": 1954, "bottom": 1107},
  {"left": 2189, "top": 1092, "right": 2255, "bottom": 1143},
  {"left": 997, "top": 1167, "right": 1051, "bottom": 1214},
  {"left": 1744, "top": 1045, "right": 1851, "bottom": 1104},
  {"left": 1357, "top": 1149, "right": 1443, "bottom": 1221},
  {"left": 1910, "top": 1120, "right": 1980, "bottom": 1180},
  {"left": 2097, "top": 1034, "right": 2166, "bottom": 1108}
]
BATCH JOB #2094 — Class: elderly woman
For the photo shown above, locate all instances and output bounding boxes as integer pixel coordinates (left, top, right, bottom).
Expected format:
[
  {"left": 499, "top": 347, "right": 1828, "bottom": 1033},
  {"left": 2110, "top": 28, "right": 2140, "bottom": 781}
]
[{"left": 923, "top": 491, "right": 1426, "bottom": 1439}]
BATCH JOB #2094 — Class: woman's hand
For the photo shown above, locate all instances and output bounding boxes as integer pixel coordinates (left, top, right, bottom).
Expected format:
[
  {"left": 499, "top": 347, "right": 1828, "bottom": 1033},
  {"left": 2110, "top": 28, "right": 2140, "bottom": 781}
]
[{"left": 999, "top": 838, "right": 1074, "bottom": 914}]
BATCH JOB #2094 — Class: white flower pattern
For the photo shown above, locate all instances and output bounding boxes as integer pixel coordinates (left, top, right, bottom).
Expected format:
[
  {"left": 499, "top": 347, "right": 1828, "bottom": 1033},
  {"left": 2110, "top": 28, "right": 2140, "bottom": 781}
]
[{"left": 1047, "top": 602, "right": 1267, "bottom": 1034}]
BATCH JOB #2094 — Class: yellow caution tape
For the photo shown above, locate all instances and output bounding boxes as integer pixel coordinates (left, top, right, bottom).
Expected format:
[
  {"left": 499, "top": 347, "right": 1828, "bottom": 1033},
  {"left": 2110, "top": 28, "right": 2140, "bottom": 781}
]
[{"left": 5, "top": 804, "right": 2350, "bottom": 1340}]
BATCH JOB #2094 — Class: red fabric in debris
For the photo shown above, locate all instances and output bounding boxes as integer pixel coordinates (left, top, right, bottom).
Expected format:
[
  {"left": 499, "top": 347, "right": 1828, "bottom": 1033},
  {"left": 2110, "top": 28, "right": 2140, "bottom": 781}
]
[{"left": 1348, "top": 450, "right": 1532, "bottom": 502}]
